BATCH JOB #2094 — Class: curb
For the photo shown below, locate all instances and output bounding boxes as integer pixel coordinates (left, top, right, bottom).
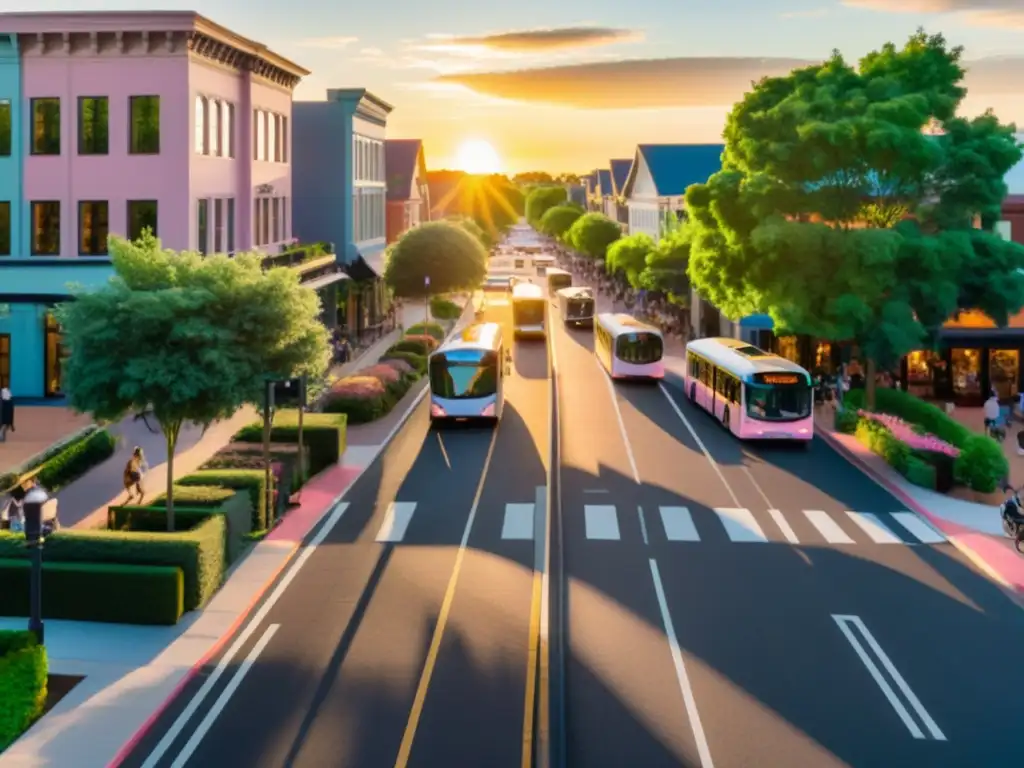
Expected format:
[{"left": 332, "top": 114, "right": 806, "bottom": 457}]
[
  {"left": 107, "top": 297, "right": 475, "bottom": 767},
  {"left": 817, "top": 426, "right": 1024, "bottom": 596}
]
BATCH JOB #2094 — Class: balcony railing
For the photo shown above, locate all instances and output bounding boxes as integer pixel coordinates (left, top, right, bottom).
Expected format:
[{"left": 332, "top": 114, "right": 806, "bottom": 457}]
[{"left": 259, "top": 242, "right": 343, "bottom": 288}]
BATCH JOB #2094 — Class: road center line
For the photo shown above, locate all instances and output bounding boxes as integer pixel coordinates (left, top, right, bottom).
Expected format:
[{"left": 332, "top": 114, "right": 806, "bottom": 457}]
[
  {"left": 832, "top": 614, "right": 946, "bottom": 741},
  {"left": 436, "top": 432, "right": 452, "bottom": 470},
  {"left": 649, "top": 559, "right": 714, "bottom": 767},
  {"left": 393, "top": 400, "right": 501, "bottom": 767},
  {"left": 598, "top": 359, "right": 641, "bottom": 484},
  {"left": 523, "top": 485, "right": 549, "bottom": 768},
  {"left": 637, "top": 505, "right": 649, "bottom": 545}
]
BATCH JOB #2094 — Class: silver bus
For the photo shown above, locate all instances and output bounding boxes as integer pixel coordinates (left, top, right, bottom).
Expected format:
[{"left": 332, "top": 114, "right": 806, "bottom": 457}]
[
  {"left": 511, "top": 282, "right": 546, "bottom": 339},
  {"left": 556, "top": 286, "right": 595, "bottom": 328},
  {"left": 428, "top": 323, "right": 507, "bottom": 426},
  {"left": 546, "top": 267, "right": 572, "bottom": 295},
  {"left": 595, "top": 313, "right": 665, "bottom": 380}
]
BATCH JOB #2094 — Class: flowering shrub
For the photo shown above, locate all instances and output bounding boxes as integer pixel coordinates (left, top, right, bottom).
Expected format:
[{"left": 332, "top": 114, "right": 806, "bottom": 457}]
[
  {"left": 392, "top": 334, "right": 439, "bottom": 356},
  {"left": 330, "top": 376, "right": 385, "bottom": 399},
  {"left": 359, "top": 364, "right": 401, "bottom": 385},
  {"left": 382, "top": 358, "right": 414, "bottom": 376},
  {"left": 857, "top": 410, "right": 960, "bottom": 457}
]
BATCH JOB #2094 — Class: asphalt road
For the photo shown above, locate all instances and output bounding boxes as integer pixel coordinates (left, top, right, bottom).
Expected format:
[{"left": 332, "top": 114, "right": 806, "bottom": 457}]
[
  {"left": 550, "top": 282, "right": 1024, "bottom": 768},
  {"left": 118, "top": 289, "right": 550, "bottom": 768}
]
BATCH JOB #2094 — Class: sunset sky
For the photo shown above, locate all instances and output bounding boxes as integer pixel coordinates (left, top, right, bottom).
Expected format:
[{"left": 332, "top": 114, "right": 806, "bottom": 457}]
[{"left": 11, "top": 0, "right": 1024, "bottom": 173}]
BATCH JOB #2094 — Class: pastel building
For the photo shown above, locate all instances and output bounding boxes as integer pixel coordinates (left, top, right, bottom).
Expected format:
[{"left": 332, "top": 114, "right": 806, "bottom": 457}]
[
  {"left": 384, "top": 139, "right": 431, "bottom": 244},
  {"left": 292, "top": 89, "right": 393, "bottom": 337},
  {"left": 0, "top": 11, "right": 309, "bottom": 398}
]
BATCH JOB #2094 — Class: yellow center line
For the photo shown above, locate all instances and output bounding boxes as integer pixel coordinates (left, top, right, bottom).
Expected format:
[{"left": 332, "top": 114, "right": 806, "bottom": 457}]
[
  {"left": 393, "top": 426, "right": 500, "bottom": 768},
  {"left": 521, "top": 571, "right": 543, "bottom": 768}
]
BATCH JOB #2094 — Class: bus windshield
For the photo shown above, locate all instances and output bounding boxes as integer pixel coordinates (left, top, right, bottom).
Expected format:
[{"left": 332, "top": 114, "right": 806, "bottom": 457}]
[
  {"left": 745, "top": 382, "right": 812, "bottom": 421},
  {"left": 615, "top": 332, "right": 663, "bottom": 363},
  {"left": 430, "top": 350, "right": 498, "bottom": 399},
  {"left": 513, "top": 299, "right": 545, "bottom": 326},
  {"left": 567, "top": 297, "right": 594, "bottom": 317}
]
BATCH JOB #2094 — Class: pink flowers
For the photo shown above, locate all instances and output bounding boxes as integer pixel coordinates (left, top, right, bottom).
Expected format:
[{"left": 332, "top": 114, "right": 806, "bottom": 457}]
[
  {"left": 381, "top": 358, "right": 414, "bottom": 375},
  {"left": 331, "top": 376, "right": 385, "bottom": 400},
  {"left": 857, "top": 410, "right": 960, "bottom": 457},
  {"left": 359, "top": 364, "right": 402, "bottom": 384}
]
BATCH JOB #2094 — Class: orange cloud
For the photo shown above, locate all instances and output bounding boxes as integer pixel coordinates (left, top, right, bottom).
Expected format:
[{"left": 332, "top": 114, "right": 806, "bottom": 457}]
[
  {"left": 843, "top": 0, "right": 1024, "bottom": 26},
  {"left": 423, "top": 27, "right": 642, "bottom": 53}
]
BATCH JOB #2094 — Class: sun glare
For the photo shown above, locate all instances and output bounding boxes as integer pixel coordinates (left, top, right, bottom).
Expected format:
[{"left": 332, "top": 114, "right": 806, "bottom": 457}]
[{"left": 456, "top": 140, "right": 502, "bottom": 175}]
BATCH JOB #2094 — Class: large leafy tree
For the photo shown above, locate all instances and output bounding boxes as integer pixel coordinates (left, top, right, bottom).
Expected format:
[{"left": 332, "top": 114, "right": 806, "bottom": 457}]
[
  {"left": 525, "top": 185, "right": 569, "bottom": 227},
  {"left": 385, "top": 220, "right": 487, "bottom": 297},
  {"left": 539, "top": 205, "right": 584, "bottom": 240},
  {"left": 606, "top": 232, "right": 655, "bottom": 287},
  {"left": 567, "top": 213, "right": 622, "bottom": 260},
  {"left": 446, "top": 215, "right": 490, "bottom": 248},
  {"left": 58, "top": 232, "right": 330, "bottom": 530},
  {"left": 686, "top": 30, "right": 1024, "bottom": 406},
  {"left": 640, "top": 228, "right": 693, "bottom": 305}
]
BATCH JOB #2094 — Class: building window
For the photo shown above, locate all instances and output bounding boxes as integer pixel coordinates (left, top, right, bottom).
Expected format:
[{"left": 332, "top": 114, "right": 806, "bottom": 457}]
[
  {"left": 78, "top": 201, "right": 109, "bottom": 255},
  {"left": 31, "top": 98, "right": 61, "bottom": 155},
  {"left": 127, "top": 200, "right": 157, "bottom": 240},
  {"left": 271, "top": 197, "right": 279, "bottom": 242},
  {"left": 255, "top": 111, "right": 265, "bottom": 161},
  {"left": 30, "top": 201, "right": 60, "bottom": 255},
  {"left": 129, "top": 95, "right": 160, "bottom": 154},
  {"left": 0, "top": 99, "right": 12, "bottom": 156},
  {"left": 0, "top": 333, "right": 9, "bottom": 389},
  {"left": 254, "top": 197, "right": 262, "bottom": 246},
  {"left": 281, "top": 196, "right": 288, "bottom": 240},
  {"left": 261, "top": 198, "right": 270, "bottom": 245},
  {"left": 77, "top": 96, "right": 109, "bottom": 155},
  {"left": 353, "top": 190, "right": 360, "bottom": 241},
  {"left": 213, "top": 199, "right": 223, "bottom": 253},
  {"left": 209, "top": 99, "right": 220, "bottom": 157},
  {"left": 0, "top": 201, "right": 9, "bottom": 256},
  {"left": 269, "top": 114, "right": 278, "bottom": 162},
  {"left": 281, "top": 116, "right": 288, "bottom": 163},
  {"left": 226, "top": 197, "right": 235, "bottom": 252},
  {"left": 194, "top": 96, "right": 207, "bottom": 154},
  {"left": 197, "top": 199, "right": 208, "bottom": 254},
  {"left": 44, "top": 311, "right": 64, "bottom": 397},
  {"left": 221, "top": 102, "right": 233, "bottom": 158}
]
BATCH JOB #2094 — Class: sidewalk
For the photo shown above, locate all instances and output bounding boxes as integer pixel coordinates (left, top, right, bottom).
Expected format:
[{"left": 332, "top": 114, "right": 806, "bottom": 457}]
[{"left": 0, "top": 406, "right": 94, "bottom": 475}]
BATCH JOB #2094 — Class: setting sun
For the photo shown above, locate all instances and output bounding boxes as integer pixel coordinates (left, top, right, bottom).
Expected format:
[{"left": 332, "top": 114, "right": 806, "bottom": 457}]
[{"left": 455, "top": 139, "right": 502, "bottom": 175}]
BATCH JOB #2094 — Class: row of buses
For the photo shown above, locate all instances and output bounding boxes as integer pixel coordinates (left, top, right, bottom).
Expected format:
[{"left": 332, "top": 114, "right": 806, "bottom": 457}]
[{"left": 433, "top": 262, "right": 812, "bottom": 441}]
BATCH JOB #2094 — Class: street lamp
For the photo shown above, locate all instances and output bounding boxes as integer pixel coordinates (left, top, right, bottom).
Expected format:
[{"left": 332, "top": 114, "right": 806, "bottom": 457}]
[{"left": 22, "top": 485, "right": 48, "bottom": 644}]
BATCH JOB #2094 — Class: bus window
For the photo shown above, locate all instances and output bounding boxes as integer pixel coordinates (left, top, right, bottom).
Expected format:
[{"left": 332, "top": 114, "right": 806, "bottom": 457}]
[
  {"left": 548, "top": 273, "right": 572, "bottom": 292},
  {"left": 745, "top": 382, "right": 812, "bottom": 421},
  {"left": 615, "top": 333, "right": 663, "bottom": 364},
  {"left": 429, "top": 351, "right": 499, "bottom": 399},
  {"left": 513, "top": 299, "right": 545, "bottom": 326}
]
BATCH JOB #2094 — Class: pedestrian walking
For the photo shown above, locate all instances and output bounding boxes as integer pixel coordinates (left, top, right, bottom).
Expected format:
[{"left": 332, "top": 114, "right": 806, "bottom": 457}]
[
  {"left": 122, "top": 446, "right": 148, "bottom": 505},
  {"left": 0, "top": 386, "right": 13, "bottom": 442}
]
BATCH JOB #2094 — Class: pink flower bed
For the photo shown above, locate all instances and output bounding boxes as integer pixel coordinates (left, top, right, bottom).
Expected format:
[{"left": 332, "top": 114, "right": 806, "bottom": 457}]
[
  {"left": 359, "top": 364, "right": 401, "bottom": 384},
  {"left": 857, "top": 410, "right": 960, "bottom": 457},
  {"left": 381, "top": 358, "right": 414, "bottom": 375},
  {"left": 330, "top": 375, "right": 385, "bottom": 400}
]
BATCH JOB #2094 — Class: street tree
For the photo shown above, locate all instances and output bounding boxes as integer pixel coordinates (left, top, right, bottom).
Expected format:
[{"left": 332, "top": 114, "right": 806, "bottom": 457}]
[
  {"left": 385, "top": 220, "right": 487, "bottom": 298},
  {"left": 685, "top": 30, "right": 1024, "bottom": 407},
  {"left": 525, "top": 185, "right": 569, "bottom": 227},
  {"left": 606, "top": 232, "right": 655, "bottom": 287},
  {"left": 58, "top": 231, "right": 330, "bottom": 530},
  {"left": 514, "top": 171, "right": 555, "bottom": 185},
  {"left": 447, "top": 215, "right": 490, "bottom": 247},
  {"left": 539, "top": 205, "right": 584, "bottom": 241},
  {"left": 640, "top": 228, "right": 693, "bottom": 307},
  {"left": 567, "top": 212, "right": 623, "bottom": 260}
]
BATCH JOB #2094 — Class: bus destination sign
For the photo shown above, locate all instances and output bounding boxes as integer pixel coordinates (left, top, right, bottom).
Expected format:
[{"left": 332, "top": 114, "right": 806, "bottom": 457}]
[{"left": 760, "top": 373, "right": 801, "bottom": 385}]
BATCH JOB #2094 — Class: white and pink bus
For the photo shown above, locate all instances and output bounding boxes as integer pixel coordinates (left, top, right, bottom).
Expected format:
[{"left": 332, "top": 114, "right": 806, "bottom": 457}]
[
  {"left": 595, "top": 313, "right": 665, "bottom": 379},
  {"left": 684, "top": 337, "right": 813, "bottom": 442}
]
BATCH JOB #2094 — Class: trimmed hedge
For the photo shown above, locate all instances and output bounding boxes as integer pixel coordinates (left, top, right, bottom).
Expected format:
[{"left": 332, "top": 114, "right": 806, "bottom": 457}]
[
  {"left": 34, "top": 428, "right": 118, "bottom": 491},
  {"left": 0, "top": 630, "right": 47, "bottom": 752},
  {"left": 233, "top": 410, "right": 346, "bottom": 476},
  {"left": 389, "top": 334, "right": 439, "bottom": 356},
  {"left": 322, "top": 371, "right": 417, "bottom": 423},
  {"left": 855, "top": 419, "right": 910, "bottom": 474},
  {"left": 0, "top": 560, "right": 184, "bottom": 626},
  {"left": 405, "top": 321, "right": 445, "bottom": 341},
  {"left": 0, "top": 426, "right": 99, "bottom": 492},
  {"left": 380, "top": 350, "right": 427, "bottom": 374},
  {"left": 904, "top": 456, "right": 937, "bottom": 490},
  {"left": 0, "top": 515, "right": 226, "bottom": 612},
  {"left": 954, "top": 435, "right": 1008, "bottom": 493},
  {"left": 834, "top": 407, "right": 859, "bottom": 434},
  {"left": 430, "top": 297, "right": 462, "bottom": 320},
  {"left": 175, "top": 471, "right": 267, "bottom": 530}
]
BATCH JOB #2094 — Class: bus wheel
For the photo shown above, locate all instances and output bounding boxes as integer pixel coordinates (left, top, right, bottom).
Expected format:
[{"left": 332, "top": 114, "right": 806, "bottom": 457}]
[
  {"left": 722, "top": 406, "right": 730, "bottom": 430},
  {"left": 689, "top": 383, "right": 696, "bottom": 401}
]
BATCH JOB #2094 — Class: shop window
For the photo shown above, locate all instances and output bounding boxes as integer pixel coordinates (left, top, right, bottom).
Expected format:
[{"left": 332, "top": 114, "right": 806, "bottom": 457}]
[
  {"left": 44, "top": 311, "right": 64, "bottom": 397},
  {"left": 814, "top": 342, "right": 833, "bottom": 373},
  {"left": 0, "top": 333, "right": 9, "bottom": 388},
  {"left": 906, "top": 350, "right": 945, "bottom": 399},
  {"left": 951, "top": 348, "right": 981, "bottom": 398},
  {"left": 990, "top": 349, "right": 1019, "bottom": 400},
  {"left": 777, "top": 336, "right": 799, "bottom": 363}
]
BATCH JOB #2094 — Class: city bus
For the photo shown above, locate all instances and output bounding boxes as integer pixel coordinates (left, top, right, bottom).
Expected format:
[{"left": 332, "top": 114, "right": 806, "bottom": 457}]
[
  {"left": 511, "top": 282, "right": 546, "bottom": 339},
  {"left": 684, "top": 337, "right": 813, "bottom": 442},
  {"left": 428, "top": 322, "right": 508, "bottom": 426},
  {"left": 533, "top": 255, "right": 556, "bottom": 276},
  {"left": 595, "top": 313, "right": 664, "bottom": 379},
  {"left": 546, "top": 267, "right": 572, "bottom": 295},
  {"left": 556, "top": 287, "right": 594, "bottom": 328}
]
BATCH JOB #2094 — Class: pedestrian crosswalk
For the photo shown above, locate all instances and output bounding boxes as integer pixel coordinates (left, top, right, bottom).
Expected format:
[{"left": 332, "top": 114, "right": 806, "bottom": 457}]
[{"left": 583, "top": 504, "right": 947, "bottom": 546}]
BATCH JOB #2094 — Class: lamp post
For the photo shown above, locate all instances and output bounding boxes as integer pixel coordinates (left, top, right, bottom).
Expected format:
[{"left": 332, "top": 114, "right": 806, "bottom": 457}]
[
  {"left": 424, "top": 275, "right": 431, "bottom": 326},
  {"left": 23, "top": 485, "right": 47, "bottom": 644}
]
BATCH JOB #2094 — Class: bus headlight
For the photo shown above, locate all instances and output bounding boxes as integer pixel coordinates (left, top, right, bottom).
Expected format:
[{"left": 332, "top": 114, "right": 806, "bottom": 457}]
[
  {"left": 430, "top": 403, "right": 446, "bottom": 418},
  {"left": 481, "top": 403, "right": 496, "bottom": 417}
]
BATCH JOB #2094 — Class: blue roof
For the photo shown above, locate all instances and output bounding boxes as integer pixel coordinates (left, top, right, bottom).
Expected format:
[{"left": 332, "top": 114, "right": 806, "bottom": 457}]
[
  {"left": 631, "top": 144, "right": 725, "bottom": 197},
  {"left": 597, "top": 169, "right": 612, "bottom": 195},
  {"left": 610, "top": 159, "right": 631, "bottom": 195}
]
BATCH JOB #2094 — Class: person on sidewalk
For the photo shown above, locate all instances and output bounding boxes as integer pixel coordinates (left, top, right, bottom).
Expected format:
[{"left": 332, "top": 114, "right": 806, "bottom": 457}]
[
  {"left": 983, "top": 389, "right": 1001, "bottom": 438},
  {"left": 0, "top": 386, "right": 14, "bottom": 442},
  {"left": 122, "top": 446, "right": 148, "bottom": 505}
]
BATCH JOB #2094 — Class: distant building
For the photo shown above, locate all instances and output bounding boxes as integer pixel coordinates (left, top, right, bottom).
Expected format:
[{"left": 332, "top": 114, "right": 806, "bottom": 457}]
[
  {"left": 0, "top": 10, "right": 309, "bottom": 398},
  {"left": 566, "top": 183, "right": 586, "bottom": 208},
  {"left": 607, "top": 158, "right": 632, "bottom": 227},
  {"left": 385, "top": 139, "right": 430, "bottom": 244}
]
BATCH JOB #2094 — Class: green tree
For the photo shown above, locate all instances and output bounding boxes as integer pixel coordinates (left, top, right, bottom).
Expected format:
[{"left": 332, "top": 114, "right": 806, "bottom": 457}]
[
  {"left": 640, "top": 228, "right": 692, "bottom": 306},
  {"left": 525, "top": 185, "right": 569, "bottom": 227},
  {"left": 539, "top": 205, "right": 584, "bottom": 240},
  {"left": 513, "top": 171, "right": 555, "bottom": 185},
  {"left": 686, "top": 30, "right": 1024, "bottom": 407},
  {"left": 606, "top": 232, "right": 656, "bottom": 287},
  {"left": 57, "top": 231, "right": 329, "bottom": 530},
  {"left": 567, "top": 213, "right": 623, "bottom": 260},
  {"left": 385, "top": 220, "right": 487, "bottom": 297},
  {"left": 446, "top": 215, "right": 490, "bottom": 247}
]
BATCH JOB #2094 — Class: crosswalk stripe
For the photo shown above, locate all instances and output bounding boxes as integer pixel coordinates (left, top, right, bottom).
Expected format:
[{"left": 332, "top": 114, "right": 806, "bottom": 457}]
[
  {"left": 375, "top": 501, "right": 416, "bottom": 542},
  {"left": 846, "top": 512, "right": 902, "bottom": 544},
  {"left": 713, "top": 508, "right": 767, "bottom": 542},
  {"left": 502, "top": 503, "right": 535, "bottom": 540},
  {"left": 659, "top": 506, "right": 700, "bottom": 541},
  {"left": 890, "top": 512, "right": 947, "bottom": 544},
  {"left": 804, "top": 509, "right": 855, "bottom": 544},
  {"left": 585, "top": 505, "right": 620, "bottom": 540},
  {"left": 767, "top": 509, "right": 800, "bottom": 544}
]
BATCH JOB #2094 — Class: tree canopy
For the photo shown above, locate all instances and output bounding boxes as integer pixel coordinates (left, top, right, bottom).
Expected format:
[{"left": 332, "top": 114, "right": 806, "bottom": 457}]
[
  {"left": 385, "top": 220, "right": 487, "bottom": 298},
  {"left": 685, "top": 30, "right": 1024, "bottom": 393},
  {"left": 539, "top": 205, "right": 584, "bottom": 240},
  {"left": 58, "top": 232, "right": 329, "bottom": 529},
  {"left": 567, "top": 213, "right": 623, "bottom": 260},
  {"left": 526, "top": 185, "right": 569, "bottom": 227},
  {"left": 606, "top": 232, "right": 655, "bottom": 287},
  {"left": 446, "top": 215, "right": 490, "bottom": 247},
  {"left": 640, "top": 228, "right": 693, "bottom": 306}
]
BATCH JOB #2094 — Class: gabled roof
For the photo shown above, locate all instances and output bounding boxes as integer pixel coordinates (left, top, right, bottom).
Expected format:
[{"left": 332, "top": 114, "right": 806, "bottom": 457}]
[
  {"left": 385, "top": 139, "right": 425, "bottom": 201},
  {"left": 610, "top": 159, "right": 632, "bottom": 196},
  {"left": 597, "top": 169, "right": 612, "bottom": 196},
  {"left": 584, "top": 171, "right": 599, "bottom": 193},
  {"left": 622, "top": 143, "right": 725, "bottom": 199}
]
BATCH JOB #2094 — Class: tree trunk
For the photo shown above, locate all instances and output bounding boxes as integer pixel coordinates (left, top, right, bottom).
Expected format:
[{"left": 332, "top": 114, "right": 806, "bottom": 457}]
[
  {"left": 163, "top": 423, "right": 180, "bottom": 532},
  {"left": 865, "top": 357, "right": 877, "bottom": 411}
]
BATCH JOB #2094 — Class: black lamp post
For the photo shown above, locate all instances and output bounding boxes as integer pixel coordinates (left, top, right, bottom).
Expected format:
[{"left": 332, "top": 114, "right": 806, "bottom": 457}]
[{"left": 22, "top": 485, "right": 47, "bottom": 644}]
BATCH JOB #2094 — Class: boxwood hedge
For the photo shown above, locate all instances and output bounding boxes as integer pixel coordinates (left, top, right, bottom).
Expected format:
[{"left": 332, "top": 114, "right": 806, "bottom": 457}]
[
  {"left": 233, "top": 410, "right": 346, "bottom": 476},
  {"left": 0, "top": 630, "right": 47, "bottom": 752}
]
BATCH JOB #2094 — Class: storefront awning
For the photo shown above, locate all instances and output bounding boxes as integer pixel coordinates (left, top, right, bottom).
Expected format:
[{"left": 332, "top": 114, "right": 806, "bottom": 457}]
[
  {"left": 937, "top": 327, "right": 1024, "bottom": 346},
  {"left": 302, "top": 271, "right": 351, "bottom": 292},
  {"left": 345, "top": 244, "right": 387, "bottom": 281},
  {"left": 739, "top": 314, "right": 774, "bottom": 330}
]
